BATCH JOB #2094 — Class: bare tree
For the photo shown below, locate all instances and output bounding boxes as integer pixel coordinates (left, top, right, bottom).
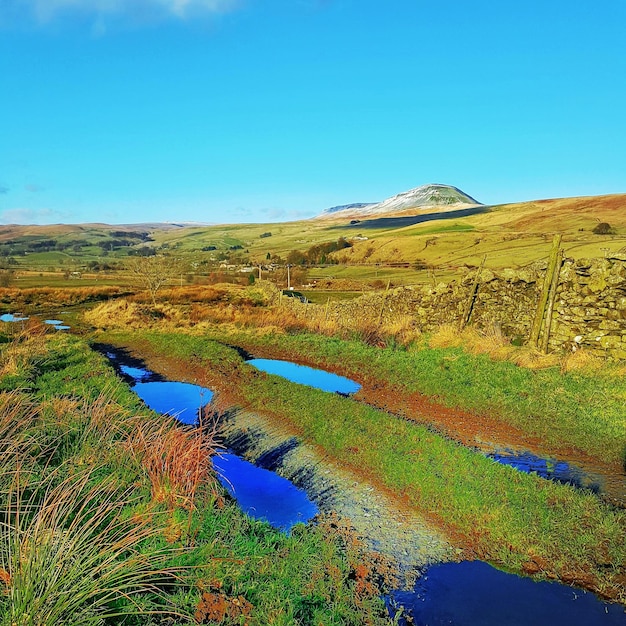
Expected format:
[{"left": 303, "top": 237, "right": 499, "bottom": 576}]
[{"left": 128, "top": 255, "right": 181, "bottom": 305}]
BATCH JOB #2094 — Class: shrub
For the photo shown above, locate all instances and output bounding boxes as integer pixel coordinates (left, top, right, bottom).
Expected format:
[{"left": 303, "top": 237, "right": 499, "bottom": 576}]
[{"left": 592, "top": 222, "right": 615, "bottom": 235}]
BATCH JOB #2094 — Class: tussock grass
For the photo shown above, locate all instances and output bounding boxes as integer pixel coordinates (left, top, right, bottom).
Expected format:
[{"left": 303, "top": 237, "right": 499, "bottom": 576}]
[
  {"left": 127, "top": 419, "right": 219, "bottom": 510},
  {"left": 430, "top": 324, "right": 514, "bottom": 360},
  {"left": 0, "top": 331, "right": 49, "bottom": 381},
  {"left": 428, "top": 324, "right": 465, "bottom": 349},
  {"left": 1, "top": 470, "right": 183, "bottom": 626},
  {"left": 0, "top": 331, "right": 392, "bottom": 624},
  {"left": 510, "top": 346, "right": 560, "bottom": 369},
  {"left": 560, "top": 348, "right": 604, "bottom": 373}
]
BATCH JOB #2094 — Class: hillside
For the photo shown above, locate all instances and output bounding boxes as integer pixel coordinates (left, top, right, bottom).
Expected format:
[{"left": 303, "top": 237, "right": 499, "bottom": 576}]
[
  {"left": 2, "top": 191, "right": 625, "bottom": 290},
  {"left": 319, "top": 184, "right": 481, "bottom": 219}
]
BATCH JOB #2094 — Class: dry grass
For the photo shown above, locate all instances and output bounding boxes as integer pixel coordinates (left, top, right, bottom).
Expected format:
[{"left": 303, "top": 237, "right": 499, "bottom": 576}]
[
  {"left": 133, "top": 284, "right": 233, "bottom": 305},
  {"left": 560, "top": 348, "right": 604, "bottom": 373},
  {"left": 0, "top": 391, "right": 38, "bottom": 484},
  {"left": 462, "top": 324, "right": 514, "bottom": 361},
  {"left": 428, "top": 324, "right": 465, "bottom": 349},
  {"left": 84, "top": 300, "right": 184, "bottom": 330},
  {"left": 0, "top": 286, "right": 126, "bottom": 308},
  {"left": 380, "top": 314, "right": 422, "bottom": 345},
  {"left": 0, "top": 331, "right": 49, "bottom": 379},
  {"left": 510, "top": 346, "right": 561, "bottom": 369},
  {"left": 126, "top": 419, "right": 219, "bottom": 510}
]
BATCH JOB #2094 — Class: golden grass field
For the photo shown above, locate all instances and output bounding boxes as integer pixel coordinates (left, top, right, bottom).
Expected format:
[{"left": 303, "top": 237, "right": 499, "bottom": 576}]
[{"left": 3, "top": 192, "right": 625, "bottom": 290}]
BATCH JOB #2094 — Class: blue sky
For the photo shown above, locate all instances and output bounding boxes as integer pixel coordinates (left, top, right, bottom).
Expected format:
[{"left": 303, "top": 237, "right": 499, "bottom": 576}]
[{"left": 1, "top": 0, "right": 625, "bottom": 225}]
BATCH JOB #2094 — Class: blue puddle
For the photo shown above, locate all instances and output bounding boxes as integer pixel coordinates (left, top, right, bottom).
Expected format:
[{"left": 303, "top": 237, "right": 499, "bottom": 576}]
[
  {"left": 0, "top": 314, "right": 70, "bottom": 330},
  {"left": 44, "top": 319, "right": 71, "bottom": 330},
  {"left": 387, "top": 561, "right": 625, "bottom": 625},
  {"left": 489, "top": 450, "right": 603, "bottom": 492},
  {"left": 0, "top": 313, "right": 29, "bottom": 322},
  {"left": 248, "top": 358, "right": 361, "bottom": 395},
  {"left": 119, "top": 363, "right": 153, "bottom": 381},
  {"left": 213, "top": 453, "right": 318, "bottom": 531},
  {"left": 132, "top": 381, "right": 213, "bottom": 425}
]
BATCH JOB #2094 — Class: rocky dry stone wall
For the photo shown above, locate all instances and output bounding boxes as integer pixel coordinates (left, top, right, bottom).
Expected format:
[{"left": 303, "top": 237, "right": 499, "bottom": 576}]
[{"left": 326, "top": 254, "right": 626, "bottom": 357}]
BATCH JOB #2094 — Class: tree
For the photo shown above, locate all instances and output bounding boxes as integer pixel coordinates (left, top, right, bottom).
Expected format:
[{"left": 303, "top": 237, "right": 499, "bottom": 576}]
[
  {"left": 592, "top": 222, "right": 615, "bottom": 235},
  {"left": 129, "top": 255, "right": 182, "bottom": 305}
]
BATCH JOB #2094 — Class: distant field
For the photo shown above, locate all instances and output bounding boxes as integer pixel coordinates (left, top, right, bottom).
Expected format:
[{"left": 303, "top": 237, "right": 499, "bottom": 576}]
[{"left": 1, "top": 193, "right": 625, "bottom": 292}]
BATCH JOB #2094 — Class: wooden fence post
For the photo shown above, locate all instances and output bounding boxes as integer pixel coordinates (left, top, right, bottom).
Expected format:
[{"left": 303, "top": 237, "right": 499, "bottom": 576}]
[
  {"left": 540, "top": 247, "right": 564, "bottom": 353},
  {"left": 530, "top": 235, "right": 562, "bottom": 348},
  {"left": 377, "top": 280, "right": 391, "bottom": 325},
  {"left": 459, "top": 254, "right": 487, "bottom": 330}
]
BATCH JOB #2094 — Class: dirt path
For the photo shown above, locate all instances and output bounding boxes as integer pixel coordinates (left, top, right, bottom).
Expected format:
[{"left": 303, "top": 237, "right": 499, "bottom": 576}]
[
  {"left": 229, "top": 341, "right": 625, "bottom": 506},
  {"left": 96, "top": 338, "right": 626, "bottom": 601},
  {"left": 217, "top": 409, "right": 457, "bottom": 577},
  {"left": 96, "top": 340, "right": 459, "bottom": 583}
]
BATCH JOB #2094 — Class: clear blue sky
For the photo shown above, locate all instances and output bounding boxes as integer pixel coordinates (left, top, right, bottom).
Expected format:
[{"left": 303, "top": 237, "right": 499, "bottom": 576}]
[{"left": 1, "top": 0, "right": 625, "bottom": 225}]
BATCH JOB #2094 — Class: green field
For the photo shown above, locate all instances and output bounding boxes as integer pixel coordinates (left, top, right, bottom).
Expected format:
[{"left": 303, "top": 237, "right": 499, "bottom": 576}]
[{"left": 2, "top": 193, "right": 625, "bottom": 293}]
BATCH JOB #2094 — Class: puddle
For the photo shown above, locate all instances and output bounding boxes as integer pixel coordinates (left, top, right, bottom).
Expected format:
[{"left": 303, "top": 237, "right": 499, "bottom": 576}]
[
  {"left": 119, "top": 363, "right": 154, "bottom": 382},
  {"left": 53, "top": 325, "right": 71, "bottom": 330},
  {"left": 99, "top": 346, "right": 318, "bottom": 532},
  {"left": 489, "top": 450, "right": 604, "bottom": 493},
  {"left": 212, "top": 453, "right": 318, "bottom": 531},
  {"left": 248, "top": 358, "right": 361, "bottom": 395},
  {"left": 133, "top": 381, "right": 213, "bottom": 425},
  {"left": 98, "top": 346, "right": 165, "bottom": 384},
  {"left": 0, "top": 313, "right": 29, "bottom": 322},
  {"left": 44, "top": 319, "right": 64, "bottom": 325},
  {"left": 387, "top": 561, "right": 625, "bottom": 625}
]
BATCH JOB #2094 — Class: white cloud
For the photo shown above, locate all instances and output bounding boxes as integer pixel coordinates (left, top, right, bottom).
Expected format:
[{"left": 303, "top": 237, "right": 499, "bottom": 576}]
[
  {"left": 3, "top": 0, "right": 240, "bottom": 25},
  {"left": 0, "top": 207, "right": 65, "bottom": 225}
]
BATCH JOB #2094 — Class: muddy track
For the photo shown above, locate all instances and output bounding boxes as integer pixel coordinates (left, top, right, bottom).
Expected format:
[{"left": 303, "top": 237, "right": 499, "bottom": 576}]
[
  {"left": 225, "top": 341, "right": 625, "bottom": 507},
  {"left": 216, "top": 409, "right": 457, "bottom": 577},
  {"left": 94, "top": 341, "right": 460, "bottom": 584},
  {"left": 94, "top": 338, "right": 626, "bottom": 603}
]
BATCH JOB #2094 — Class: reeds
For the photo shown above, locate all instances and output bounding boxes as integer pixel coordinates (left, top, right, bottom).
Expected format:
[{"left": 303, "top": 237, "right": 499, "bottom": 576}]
[
  {"left": 126, "top": 419, "right": 219, "bottom": 510},
  {"left": 1, "top": 470, "right": 184, "bottom": 626}
]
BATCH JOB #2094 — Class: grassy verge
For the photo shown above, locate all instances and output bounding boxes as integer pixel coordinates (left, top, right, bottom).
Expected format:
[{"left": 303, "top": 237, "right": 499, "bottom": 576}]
[
  {"left": 83, "top": 294, "right": 626, "bottom": 467},
  {"left": 99, "top": 330, "right": 626, "bottom": 602},
  {"left": 0, "top": 332, "right": 392, "bottom": 624},
  {"left": 194, "top": 326, "right": 626, "bottom": 467}
]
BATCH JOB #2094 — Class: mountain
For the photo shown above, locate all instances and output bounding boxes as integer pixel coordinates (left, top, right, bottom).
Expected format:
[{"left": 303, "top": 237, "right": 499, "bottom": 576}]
[
  {"left": 319, "top": 184, "right": 481, "bottom": 218},
  {"left": 321, "top": 202, "right": 377, "bottom": 215}
]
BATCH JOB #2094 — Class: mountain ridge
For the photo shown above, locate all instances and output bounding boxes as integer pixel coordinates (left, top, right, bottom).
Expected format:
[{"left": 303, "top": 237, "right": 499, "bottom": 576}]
[{"left": 319, "top": 183, "right": 481, "bottom": 218}]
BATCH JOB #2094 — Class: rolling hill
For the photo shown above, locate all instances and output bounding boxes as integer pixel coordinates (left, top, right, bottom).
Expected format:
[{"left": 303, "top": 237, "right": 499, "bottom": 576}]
[
  {"left": 2, "top": 189, "right": 625, "bottom": 289},
  {"left": 319, "top": 184, "right": 481, "bottom": 219}
]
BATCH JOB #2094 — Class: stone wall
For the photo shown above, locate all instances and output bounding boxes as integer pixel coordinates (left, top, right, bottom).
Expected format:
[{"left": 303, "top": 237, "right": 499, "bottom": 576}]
[{"left": 323, "top": 254, "right": 626, "bottom": 358}]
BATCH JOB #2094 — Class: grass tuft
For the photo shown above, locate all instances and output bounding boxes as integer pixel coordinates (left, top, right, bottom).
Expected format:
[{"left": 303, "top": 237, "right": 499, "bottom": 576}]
[
  {"left": 1, "top": 469, "right": 184, "bottom": 626},
  {"left": 126, "top": 419, "right": 219, "bottom": 510}
]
